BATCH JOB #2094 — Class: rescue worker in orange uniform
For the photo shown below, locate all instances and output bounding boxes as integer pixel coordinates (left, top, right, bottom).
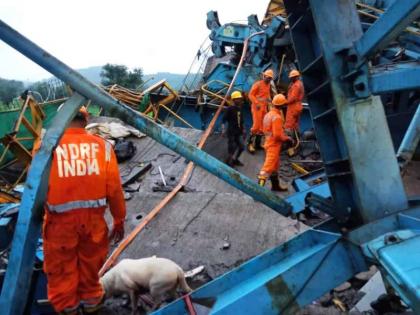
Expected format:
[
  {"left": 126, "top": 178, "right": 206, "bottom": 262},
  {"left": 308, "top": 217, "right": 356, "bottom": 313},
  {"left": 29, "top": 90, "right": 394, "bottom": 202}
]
[
  {"left": 285, "top": 70, "right": 304, "bottom": 132},
  {"left": 247, "top": 69, "right": 274, "bottom": 153},
  {"left": 258, "top": 94, "right": 293, "bottom": 191},
  {"left": 42, "top": 106, "right": 126, "bottom": 315}
]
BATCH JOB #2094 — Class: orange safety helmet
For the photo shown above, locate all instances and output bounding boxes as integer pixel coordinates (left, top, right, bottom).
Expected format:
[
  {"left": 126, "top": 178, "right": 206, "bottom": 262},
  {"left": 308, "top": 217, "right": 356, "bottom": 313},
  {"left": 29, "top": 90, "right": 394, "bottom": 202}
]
[
  {"left": 263, "top": 69, "right": 274, "bottom": 79},
  {"left": 272, "top": 94, "right": 287, "bottom": 106},
  {"left": 289, "top": 69, "right": 300, "bottom": 78}
]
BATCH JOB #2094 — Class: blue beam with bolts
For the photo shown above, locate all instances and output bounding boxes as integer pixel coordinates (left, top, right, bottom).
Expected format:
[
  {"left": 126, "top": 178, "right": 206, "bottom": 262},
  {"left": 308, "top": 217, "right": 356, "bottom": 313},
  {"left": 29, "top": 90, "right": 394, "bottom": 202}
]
[{"left": 370, "top": 61, "right": 420, "bottom": 94}]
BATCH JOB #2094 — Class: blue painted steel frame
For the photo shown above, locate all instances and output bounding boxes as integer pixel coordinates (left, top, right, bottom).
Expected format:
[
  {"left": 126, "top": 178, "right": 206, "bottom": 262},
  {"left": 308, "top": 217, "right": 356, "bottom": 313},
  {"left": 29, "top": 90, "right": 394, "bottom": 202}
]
[
  {"left": 355, "top": 0, "right": 420, "bottom": 59},
  {"left": 370, "top": 61, "right": 420, "bottom": 94},
  {"left": 0, "top": 20, "right": 291, "bottom": 215},
  {"left": 0, "top": 18, "right": 293, "bottom": 315},
  {"left": 159, "top": 0, "right": 420, "bottom": 311}
]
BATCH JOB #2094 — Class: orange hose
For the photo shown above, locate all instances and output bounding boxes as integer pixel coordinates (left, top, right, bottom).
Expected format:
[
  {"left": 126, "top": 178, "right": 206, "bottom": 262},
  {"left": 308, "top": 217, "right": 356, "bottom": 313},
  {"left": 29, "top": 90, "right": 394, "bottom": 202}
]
[{"left": 99, "top": 31, "right": 265, "bottom": 276}]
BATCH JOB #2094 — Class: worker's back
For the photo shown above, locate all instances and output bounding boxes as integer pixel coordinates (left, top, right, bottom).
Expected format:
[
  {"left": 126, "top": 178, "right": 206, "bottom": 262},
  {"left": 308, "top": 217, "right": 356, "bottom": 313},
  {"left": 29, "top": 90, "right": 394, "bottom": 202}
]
[
  {"left": 46, "top": 127, "right": 121, "bottom": 216},
  {"left": 263, "top": 108, "right": 284, "bottom": 148},
  {"left": 43, "top": 126, "right": 126, "bottom": 314}
]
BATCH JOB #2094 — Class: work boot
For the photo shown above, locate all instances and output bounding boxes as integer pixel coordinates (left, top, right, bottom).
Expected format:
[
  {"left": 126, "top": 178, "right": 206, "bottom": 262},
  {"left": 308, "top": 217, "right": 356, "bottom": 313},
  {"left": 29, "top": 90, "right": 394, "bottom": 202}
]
[
  {"left": 225, "top": 155, "right": 235, "bottom": 167},
  {"left": 270, "top": 175, "right": 288, "bottom": 192},
  {"left": 258, "top": 176, "right": 266, "bottom": 187},
  {"left": 247, "top": 135, "right": 256, "bottom": 154},
  {"left": 233, "top": 159, "right": 244, "bottom": 166},
  {"left": 233, "top": 149, "right": 244, "bottom": 166},
  {"left": 255, "top": 135, "right": 264, "bottom": 150}
]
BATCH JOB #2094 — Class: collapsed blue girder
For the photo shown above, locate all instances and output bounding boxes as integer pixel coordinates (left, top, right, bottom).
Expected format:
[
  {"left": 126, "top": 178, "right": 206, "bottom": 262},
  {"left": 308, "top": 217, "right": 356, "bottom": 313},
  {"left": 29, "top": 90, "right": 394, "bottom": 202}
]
[
  {"left": 0, "top": 19, "right": 292, "bottom": 315},
  {"left": 355, "top": 0, "right": 420, "bottom": 60},
  {"left": 156, "top": 0, "right": 420, "bottom": 313},
  {"left": 370, "top": 61, "right": 420, "bottom": 94},
  {"left": 0, "top": 20, "right": 292, "bottom": 216}
]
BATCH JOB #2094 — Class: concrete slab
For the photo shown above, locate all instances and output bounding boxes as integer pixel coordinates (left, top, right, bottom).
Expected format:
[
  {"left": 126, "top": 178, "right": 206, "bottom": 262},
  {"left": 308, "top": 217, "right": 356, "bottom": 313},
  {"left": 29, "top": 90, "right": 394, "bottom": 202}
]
[
  {"left": 114, "top": 127, "right": 306, "bottom": 279},
  {"left": 120, "top": 190, "right": 304, "bottom": 278}
]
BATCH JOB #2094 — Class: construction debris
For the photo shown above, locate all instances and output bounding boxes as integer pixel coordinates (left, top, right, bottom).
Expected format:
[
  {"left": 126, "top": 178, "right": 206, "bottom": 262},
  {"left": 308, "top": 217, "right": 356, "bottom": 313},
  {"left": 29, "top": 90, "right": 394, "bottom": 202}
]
[
  {"left": 86, "top": 121, "right": 145, "bottom": 141},
  {"left": 0, "top": 94, "right": 45, "bottom": 196}
]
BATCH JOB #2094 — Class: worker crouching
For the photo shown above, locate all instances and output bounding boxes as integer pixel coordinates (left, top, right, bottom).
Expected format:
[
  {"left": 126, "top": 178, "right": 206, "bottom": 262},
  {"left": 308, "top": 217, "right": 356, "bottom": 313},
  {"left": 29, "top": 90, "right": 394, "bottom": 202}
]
[
  {"left": 42, "top": 107, "right": 126, "bottom": 315},
  {"left": 247, "top": 69, "right": 274, "bottom": 153},
  {"left": 222, "top": 91, "right": 245, "bottom": 167},
  {"left": 258, "top": 94, "right": 293, "bottom": 191}
]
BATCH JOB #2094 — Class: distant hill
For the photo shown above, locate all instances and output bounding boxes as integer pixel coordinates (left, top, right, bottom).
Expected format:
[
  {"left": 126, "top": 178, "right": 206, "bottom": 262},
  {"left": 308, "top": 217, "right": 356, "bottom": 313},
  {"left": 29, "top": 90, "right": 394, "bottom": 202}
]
[
  {"left": 143, "top": 72, "right": 201, "bottom": 90},
  {"left": 78, "top": 66, "right": 102, "bottom": 83},
  {"left": 74, "top": 66, "right": 198, "bottom": 91}
]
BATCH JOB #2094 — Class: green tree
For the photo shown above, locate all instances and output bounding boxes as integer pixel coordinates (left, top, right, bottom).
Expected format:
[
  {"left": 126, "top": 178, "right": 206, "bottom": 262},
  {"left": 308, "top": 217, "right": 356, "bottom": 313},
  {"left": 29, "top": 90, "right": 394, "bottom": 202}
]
[
  {"left": 100, "top": 64, "right": 144, "bottom": 89},
  {"left": 0, "top": 78, "right": 24, "bottom": 105}
]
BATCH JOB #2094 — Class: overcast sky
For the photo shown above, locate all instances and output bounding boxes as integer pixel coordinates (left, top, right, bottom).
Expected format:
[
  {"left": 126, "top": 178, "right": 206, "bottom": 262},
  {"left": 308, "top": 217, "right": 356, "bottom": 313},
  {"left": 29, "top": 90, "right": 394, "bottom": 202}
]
[{"left": 0, "top": 0, "right": 265, "bottom": 81}]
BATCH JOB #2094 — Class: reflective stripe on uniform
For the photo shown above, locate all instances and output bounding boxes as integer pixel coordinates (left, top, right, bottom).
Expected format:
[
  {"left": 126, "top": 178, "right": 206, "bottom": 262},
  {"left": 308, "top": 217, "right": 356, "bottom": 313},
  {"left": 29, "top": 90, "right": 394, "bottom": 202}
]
[
  {"left": 105, "top": 141, "right": 111, "bottom": 162},
  {"left": 47, "top": 198, "right": 107, "bottom": 213}
]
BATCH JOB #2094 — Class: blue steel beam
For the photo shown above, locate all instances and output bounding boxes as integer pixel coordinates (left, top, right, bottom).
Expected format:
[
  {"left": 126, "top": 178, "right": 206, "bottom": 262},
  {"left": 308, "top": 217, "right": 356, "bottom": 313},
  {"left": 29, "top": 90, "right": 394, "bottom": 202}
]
[
  {"left": 308, "top": 0, "right": 408, "bottom": 223},
  {"left": 0, "top": 19, "right": 291, "bottom": 215},
  {"left": 0, "top": 94, "right": 87, "bottom": 315},
  {"left": 355, "top": 0, "right": 420, "bottom": 59},
  {"left": 370, "top": 61, "right": 420, "bottom": 94},
  {"left": 153, "top": 229, "right": 366, "bottom": 315},
  {"left": 397, "top": 104, "right": 420, "bottom": 166}
]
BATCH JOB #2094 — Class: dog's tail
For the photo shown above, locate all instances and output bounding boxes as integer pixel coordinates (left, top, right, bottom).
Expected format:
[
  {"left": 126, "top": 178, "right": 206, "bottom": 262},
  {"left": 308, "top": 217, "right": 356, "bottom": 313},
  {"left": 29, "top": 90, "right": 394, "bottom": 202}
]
[{"left": 177, "top": 268, "right": 192, "bottom": 294}]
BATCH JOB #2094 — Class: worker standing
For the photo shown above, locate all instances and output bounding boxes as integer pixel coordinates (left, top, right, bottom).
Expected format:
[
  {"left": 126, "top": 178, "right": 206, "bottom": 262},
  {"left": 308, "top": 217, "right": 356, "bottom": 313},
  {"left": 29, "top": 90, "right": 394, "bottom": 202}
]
[
  {"left": 247, "top": 69, "right": 274, "bottom": 153},
  {"left": 258, "top": 94, "right": 293, "bottom": 191},
  {"left": 42, "top": 107, "right": 126, "bottom": 315},
  {"left": 285, "top": 70, "right": 304, "bottom": 132},
  {"left": 222, "top": 91, "right": 246, "bottom": 167}
]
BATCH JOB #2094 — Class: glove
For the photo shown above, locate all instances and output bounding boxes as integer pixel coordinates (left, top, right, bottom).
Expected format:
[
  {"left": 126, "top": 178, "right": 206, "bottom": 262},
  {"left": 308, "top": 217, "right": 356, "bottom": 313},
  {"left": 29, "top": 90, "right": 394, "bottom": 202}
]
[{"left": 109, "top": 221, "right": 125, "bottom": 243}]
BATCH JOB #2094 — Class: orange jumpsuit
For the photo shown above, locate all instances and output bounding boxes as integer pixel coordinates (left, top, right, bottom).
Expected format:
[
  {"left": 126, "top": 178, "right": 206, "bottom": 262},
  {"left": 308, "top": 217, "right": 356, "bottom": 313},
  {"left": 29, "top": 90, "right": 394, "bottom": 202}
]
[
  {"left": 248, "top": 80, "right": 271, "bottom": 135},
  {"left": 259, "top": 108, "right": 290, "bottom": 178},
  {"left": 42, "top": 128, "right": 126, "bottom": 313},
  {"left": 285, "top": 79, "right": 304, "bottom": 130}
]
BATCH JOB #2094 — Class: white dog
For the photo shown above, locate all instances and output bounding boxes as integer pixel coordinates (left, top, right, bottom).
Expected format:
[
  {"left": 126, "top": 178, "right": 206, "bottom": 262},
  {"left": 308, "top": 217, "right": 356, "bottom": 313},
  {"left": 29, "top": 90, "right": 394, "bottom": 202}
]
[{"left": 100, "top": 257, "right": 192, "bottom": 314}]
